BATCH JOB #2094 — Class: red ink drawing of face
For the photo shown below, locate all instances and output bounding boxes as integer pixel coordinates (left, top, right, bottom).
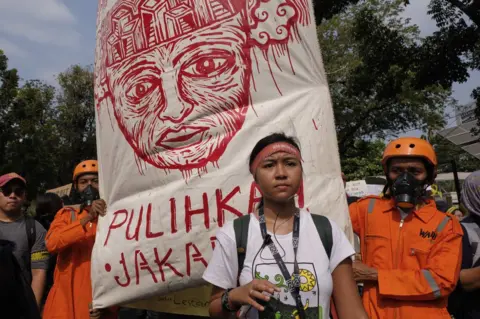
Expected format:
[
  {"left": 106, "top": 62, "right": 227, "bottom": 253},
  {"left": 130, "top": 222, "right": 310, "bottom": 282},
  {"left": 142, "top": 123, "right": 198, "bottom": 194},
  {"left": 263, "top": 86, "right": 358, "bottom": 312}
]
[
  {"left": 107, "top": 17, "right": 250, "bottom": 170},
  {"left": 97, "top": 0, "right": 308, "bottom": 172}
]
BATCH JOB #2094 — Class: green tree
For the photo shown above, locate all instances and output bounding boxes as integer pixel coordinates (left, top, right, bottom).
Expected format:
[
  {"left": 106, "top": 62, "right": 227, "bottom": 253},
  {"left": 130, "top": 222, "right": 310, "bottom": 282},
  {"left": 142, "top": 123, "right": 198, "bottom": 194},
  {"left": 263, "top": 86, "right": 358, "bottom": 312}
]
[
  {"left": 0, "top": 77, "right": 61, "bottom": 198},
  {"left": 342, "top": 140, "right": 385, "bottom": 180},
  {"left": 313, "top": 0, "right": 361, "bottom": 24},
  {"left": 0, "top": 50, "right": 20, "bottom": 170},
  {"left": 319, "top": 0, "right": 453, "bottom": 160},
  {"left": 423, "top": 0, "right": 480, "bottom": 130},
  {"left": 55, "top": 65, "right": 97, "bottom": 185},
  {"left": 4, "top": 80, "right": 59, "bottom": 196},
  {"left": 317, "top": 0, "right": 480, "bottom": 176}
]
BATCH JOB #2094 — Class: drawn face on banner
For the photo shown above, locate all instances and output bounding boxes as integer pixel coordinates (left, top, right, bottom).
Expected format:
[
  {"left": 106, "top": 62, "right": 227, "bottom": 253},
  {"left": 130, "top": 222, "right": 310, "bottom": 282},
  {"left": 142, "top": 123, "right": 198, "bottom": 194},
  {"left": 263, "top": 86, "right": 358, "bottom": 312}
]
[{"left": 96, "top": 0, "right": 310, "bottom": 172}]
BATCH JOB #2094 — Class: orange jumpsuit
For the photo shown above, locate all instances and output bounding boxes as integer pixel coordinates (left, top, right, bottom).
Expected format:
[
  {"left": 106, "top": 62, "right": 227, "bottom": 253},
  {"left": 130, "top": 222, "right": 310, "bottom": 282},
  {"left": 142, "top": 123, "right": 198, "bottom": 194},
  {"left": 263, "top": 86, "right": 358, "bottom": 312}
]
[
  {"left": 43, "top": 207, "right": 115, "bottom": 319},
  {"left": 350, "top": 196, "right": 463, "bottom": 319}
]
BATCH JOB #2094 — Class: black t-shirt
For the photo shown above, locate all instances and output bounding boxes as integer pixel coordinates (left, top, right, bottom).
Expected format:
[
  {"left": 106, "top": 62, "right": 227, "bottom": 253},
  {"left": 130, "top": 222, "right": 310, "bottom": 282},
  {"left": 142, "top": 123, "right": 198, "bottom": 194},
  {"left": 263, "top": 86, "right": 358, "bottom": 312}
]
[{"left": 448, "top": 216, "right": 480, "bottom": 319}]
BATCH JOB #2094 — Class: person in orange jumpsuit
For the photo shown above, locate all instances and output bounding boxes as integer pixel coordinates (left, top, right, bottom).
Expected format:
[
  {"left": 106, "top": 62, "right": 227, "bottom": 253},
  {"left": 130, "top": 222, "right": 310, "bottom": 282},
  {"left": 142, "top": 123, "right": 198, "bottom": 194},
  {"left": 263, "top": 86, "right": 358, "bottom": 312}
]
[
  {"left": 349, "top": 137, "right": 463, "bottom": 318},
  {"left": 43, "top": 160, "right": 116, "bottom": 319}
]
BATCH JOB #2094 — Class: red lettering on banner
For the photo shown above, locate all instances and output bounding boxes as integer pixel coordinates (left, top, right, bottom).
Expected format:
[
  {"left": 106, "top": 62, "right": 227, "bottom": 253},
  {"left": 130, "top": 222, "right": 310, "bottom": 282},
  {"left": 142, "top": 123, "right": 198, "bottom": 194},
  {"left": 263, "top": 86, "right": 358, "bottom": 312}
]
[
  {"left": 134, "top": 249, "right": 158, "bottom": 285},
  {"left": 297, "top": 181, "right": 305, "bottom": 208},
  {"left": 248, "top": 182, "right": 262, "bottom": 213},
  {"left": 186, "top": 242, "right": 208, "bottom": 276},
  {"left": 216, "top": 186, "right": 242, "bottom": 227},
  {"left": 210, "top": 236, "right": 217, "bottom": 250},
  {"left": 154, "top": 247, "right": 184, "bottom": 282},
  {"left": 146, "top": 203, "right": 164, "bottom": 239},
  {"left": 170, "top": 198, "right": 177, "bottom": 234},
  {"left": 126, "top": 206, "right": 143, "bottom": 241},
  {"left": 185, "top": 193, "right": 209, "bottom": 233},
  {"left": 104, "top": 209, "right": 128, "bottom": 246},
  {"left": 114, "top": 252, "right": 131, "bottom": 287}
]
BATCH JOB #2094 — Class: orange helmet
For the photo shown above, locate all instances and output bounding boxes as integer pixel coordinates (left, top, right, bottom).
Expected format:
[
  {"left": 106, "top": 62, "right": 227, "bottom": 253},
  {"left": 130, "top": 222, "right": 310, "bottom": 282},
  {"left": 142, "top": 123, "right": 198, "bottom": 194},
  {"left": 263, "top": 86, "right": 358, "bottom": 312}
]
[
  {"left": 382, "top": 137, "right": 437, "bottom": 180},
  {"left": 73, "top": 160, "right": 99, "bottom": 181}
]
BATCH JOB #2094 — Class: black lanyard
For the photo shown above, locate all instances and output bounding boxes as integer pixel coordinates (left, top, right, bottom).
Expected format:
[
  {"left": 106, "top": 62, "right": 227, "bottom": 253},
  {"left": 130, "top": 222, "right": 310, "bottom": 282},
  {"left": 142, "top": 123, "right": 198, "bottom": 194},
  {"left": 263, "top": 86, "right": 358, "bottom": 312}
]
[{"left": 258, "top": 207, "right": 306, "bottom": 319}]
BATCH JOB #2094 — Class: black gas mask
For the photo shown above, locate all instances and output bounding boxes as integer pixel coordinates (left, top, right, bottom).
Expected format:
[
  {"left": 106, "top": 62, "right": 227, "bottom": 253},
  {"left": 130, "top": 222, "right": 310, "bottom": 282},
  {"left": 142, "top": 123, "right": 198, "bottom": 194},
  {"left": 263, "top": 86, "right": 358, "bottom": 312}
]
[
  {"left": 390, "top": 172, "right": 424, "bottom": 209},
  {"left": 79, "top": 185, "right": 99, "bottom": 207}
]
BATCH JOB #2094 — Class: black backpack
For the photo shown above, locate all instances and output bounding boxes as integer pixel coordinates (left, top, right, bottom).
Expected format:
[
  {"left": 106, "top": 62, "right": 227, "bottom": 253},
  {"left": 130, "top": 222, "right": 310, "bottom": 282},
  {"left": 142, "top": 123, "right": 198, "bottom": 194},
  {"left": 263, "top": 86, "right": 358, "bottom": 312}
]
[
  {"left": 233, "top": 213, "right": 333, "bottom": 278},
  {"left": 0, "top": 239, "right": 41, "bottom": 319}
]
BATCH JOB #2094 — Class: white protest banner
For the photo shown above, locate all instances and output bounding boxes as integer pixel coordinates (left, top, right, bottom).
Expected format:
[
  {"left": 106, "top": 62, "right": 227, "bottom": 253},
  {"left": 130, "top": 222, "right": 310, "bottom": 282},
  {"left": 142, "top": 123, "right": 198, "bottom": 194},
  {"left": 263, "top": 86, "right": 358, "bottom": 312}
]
[
  {"left": 346, "top": 180, "right": 384, "bottom": 198},
  {"left": 46, "top": 184, "right": 72, "bottom": 198},
  {"left": 346, "top": 180, "right": 369, "bottom": 198},
  {"left": 366, "top": 184, "right": 384, "bottom": 196},
  {"left": 92, "top": 0, "right": 353, "bottom": 309}
]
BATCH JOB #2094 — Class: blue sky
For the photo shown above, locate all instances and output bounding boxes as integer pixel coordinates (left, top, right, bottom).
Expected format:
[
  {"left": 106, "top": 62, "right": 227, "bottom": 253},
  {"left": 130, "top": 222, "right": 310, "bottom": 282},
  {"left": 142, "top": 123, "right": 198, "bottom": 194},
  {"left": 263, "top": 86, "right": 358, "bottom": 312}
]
[
  {"left": 0, "top": 0, "right": 97, "bottom": 83},
  {"left": 0, "top": 0, "right": 477, "bottom": 115}
]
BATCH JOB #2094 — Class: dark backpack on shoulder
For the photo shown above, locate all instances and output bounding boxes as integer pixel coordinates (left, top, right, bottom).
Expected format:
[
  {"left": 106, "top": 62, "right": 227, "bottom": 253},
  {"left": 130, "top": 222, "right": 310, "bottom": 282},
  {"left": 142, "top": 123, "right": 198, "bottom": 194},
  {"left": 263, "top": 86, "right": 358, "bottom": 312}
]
[{"left": 0, "top": 240, "right": 41, "bottom": 319}]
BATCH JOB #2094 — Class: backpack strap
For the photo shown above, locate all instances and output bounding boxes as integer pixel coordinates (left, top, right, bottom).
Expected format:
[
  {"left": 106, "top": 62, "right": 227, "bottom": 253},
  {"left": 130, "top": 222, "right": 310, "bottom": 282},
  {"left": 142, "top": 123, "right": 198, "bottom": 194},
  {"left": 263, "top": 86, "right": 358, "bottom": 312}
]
[
  {"left": 233, "top": 214, "right": 251, "bottom": 283},
  {"left": 311, "top": 214, "right": 335, "bottom": 319},
  {"left": 25, "top": 216, "right": 36, "bottom": 252},
  {"left": 25, "top": 216, "right": 36, "bottom": 273},
  {"left": 311, "top": 214, "right": 333, "bottom": 259}
]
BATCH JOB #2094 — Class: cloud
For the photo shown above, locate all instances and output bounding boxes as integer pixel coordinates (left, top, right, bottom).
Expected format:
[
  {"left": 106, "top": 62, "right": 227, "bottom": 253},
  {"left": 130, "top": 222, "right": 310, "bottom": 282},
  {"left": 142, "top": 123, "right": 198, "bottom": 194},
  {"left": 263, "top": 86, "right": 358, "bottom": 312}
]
[
  {"left": 0, "top": 0, "right": 80, "bottom": 48},
  {"left": 0, "top": 38, "right": 28, "bottom": 58},
  {"left": 0, "top": 21, "right": 81, "bottom": 48},
  {"left": 0, "top": 0, "right": 75, "bottom": 24}
]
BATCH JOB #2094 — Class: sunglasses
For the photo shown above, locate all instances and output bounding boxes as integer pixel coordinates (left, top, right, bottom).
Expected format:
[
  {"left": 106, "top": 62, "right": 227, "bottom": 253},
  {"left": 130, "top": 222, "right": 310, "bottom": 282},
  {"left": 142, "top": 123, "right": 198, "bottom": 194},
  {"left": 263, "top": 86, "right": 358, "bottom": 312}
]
[{"left": 0, "top": 186, "right": 26, "bottom": 197}]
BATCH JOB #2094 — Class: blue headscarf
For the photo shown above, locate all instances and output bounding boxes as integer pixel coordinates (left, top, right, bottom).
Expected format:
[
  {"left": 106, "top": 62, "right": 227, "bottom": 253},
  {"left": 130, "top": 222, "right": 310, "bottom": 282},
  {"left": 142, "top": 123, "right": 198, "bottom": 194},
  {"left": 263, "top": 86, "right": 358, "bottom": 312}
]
[{"left": 461, "top": 171, "right": 480, "bottom": 217}]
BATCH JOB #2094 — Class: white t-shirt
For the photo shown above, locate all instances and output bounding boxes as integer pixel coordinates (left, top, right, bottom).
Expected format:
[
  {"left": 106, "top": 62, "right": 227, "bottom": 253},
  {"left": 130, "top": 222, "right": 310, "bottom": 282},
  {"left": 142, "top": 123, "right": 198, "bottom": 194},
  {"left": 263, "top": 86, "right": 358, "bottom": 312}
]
[{"left": 203, "top": 209, "right": 354, "bottom": 319}]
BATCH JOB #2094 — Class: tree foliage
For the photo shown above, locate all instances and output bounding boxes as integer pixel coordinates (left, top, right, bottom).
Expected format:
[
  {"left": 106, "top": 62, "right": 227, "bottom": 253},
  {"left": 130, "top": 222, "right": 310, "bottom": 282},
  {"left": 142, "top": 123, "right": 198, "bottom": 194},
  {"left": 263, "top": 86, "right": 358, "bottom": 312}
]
[
  {"left": 423, "top": 0, "right": 480, "bottom": 132},
  {"left": 55, "top": 65, "right": 97, "bottom": 185},
  {"left": 313, "top": 0, "right": 360, "bottom": 24},
  {"left": 342, "top": 140, "right": 385, "bottom": 180},
  {"left": 318, "top": 0, "right": 480, "bottom": 176},
  {"left": 0, "top": 50, "right": 20, "bottom": 171},
  {"left": 0, "top": 51, "right": 95, "bottom": 198},
  {"left": 5, "top": 80, "right": 59, "bottom": 196},
  {"left": 319, "top": 0, "right": 452, "bottom": 159}
]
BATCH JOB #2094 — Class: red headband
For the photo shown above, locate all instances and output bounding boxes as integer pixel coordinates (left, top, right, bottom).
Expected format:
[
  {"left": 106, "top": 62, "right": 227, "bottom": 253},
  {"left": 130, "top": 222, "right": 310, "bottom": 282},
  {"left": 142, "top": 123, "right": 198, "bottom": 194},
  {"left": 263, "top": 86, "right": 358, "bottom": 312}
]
[{"left": 250, "top": 142, "right": 301, "bottom": 174}]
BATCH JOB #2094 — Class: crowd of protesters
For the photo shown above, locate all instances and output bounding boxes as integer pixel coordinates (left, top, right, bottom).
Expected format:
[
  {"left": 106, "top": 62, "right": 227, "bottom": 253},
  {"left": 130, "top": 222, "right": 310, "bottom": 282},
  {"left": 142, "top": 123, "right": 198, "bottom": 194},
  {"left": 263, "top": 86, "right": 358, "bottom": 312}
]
[{"left": 1, "top": 134, "right": 480, "bottom": 319}]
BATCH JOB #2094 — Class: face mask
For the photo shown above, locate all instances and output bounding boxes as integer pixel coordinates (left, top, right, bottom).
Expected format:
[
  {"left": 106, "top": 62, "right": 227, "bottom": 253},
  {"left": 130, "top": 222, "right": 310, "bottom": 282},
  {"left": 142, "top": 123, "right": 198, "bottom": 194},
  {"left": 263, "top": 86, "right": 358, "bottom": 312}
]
[
  {"left": 390, "top": 172, "right": 423, "bottom": 209},
  {"left": 79, "top": 185, "right": 100, "bottom": 206}
]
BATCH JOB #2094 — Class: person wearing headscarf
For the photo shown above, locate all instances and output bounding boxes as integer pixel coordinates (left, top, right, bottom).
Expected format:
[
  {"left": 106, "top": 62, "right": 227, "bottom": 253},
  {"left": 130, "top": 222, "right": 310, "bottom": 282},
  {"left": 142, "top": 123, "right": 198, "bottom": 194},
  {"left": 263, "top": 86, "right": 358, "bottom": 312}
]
[{"left": 448, "top": 171, "right": 480, "bottom": 318}]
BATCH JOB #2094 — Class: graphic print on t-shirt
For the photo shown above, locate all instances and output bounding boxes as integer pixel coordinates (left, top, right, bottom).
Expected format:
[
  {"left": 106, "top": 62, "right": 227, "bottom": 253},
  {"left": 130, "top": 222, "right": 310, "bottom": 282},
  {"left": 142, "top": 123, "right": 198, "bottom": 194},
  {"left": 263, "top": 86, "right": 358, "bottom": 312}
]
[{"left": 254, "top": 262, "right": 323, "bottom": 319}]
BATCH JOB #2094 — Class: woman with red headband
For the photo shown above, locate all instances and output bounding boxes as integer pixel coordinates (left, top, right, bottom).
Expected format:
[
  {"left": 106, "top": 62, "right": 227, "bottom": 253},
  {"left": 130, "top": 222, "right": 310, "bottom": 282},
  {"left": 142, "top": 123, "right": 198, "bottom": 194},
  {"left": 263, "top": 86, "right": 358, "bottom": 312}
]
[{"left": 203, "top": 133, "right": 366, "bottom": 319}]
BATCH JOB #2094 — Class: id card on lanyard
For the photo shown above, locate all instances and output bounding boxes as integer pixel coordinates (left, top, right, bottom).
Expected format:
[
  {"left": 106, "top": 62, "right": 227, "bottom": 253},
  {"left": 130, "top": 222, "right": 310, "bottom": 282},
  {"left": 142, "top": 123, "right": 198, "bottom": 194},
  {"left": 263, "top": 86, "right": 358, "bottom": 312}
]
[{"left": 258, "top": 207, "right": 306, "bottom": 319}]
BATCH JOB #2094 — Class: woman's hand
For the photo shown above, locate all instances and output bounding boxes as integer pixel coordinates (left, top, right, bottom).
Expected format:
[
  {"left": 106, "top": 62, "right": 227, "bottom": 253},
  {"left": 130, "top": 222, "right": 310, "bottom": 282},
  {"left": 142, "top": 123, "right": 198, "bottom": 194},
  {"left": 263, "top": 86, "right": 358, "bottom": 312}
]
[{"left": 229, "top": 279, "right": 281, "bottom": 311}]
